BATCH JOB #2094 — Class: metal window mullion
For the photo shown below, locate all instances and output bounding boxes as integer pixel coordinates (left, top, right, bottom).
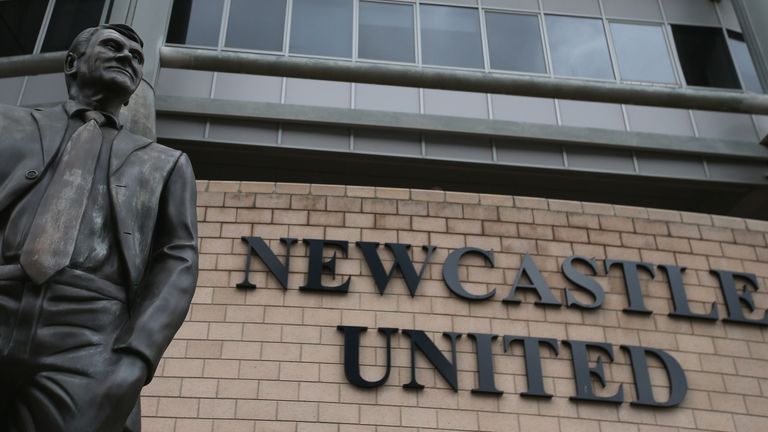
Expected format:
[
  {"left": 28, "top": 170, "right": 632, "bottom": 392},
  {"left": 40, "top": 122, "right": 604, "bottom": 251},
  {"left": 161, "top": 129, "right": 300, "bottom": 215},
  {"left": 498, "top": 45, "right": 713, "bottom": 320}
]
[
  {"left": 33, "top": 0, "right": 58, "bottom": 54},
  {"left": 218, "top": 0, "right": 231, "bottom": 51},
  {"left": 598, "top": 0, "right": 621, "bottom": 83},
  {"left": 478, "top": 0, "right": 493, "bottom": 120},
  {"left": 284, "top": 0, "right": 293, "bottom": 55},
  {"left": 99, "top": 0, "right": 111, "bottom": 24},
  {"left": 657, "top": 0, "right": 685, "bottom": 88},
  {"left": 538, "top": 7, "right": 553, "bottom": 77},
  {"left": 715, "top": 9, "right": 747, "bottom": 92},
  {"left": 415, "top": 0, "right": 423, "bottom": 67},
  {"left": 478, "top": 1, "right": 490, "bottom": 72},
  {"left": 353, "top": 0, "right": 359, "bottom": 62}
]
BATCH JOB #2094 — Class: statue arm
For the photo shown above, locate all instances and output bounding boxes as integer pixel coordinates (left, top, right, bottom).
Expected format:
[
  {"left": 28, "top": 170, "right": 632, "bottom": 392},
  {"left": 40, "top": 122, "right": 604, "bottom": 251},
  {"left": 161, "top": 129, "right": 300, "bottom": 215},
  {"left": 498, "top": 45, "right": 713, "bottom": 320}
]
[{"left": 112, "top": 153, "right": 199, "bottom": 384}]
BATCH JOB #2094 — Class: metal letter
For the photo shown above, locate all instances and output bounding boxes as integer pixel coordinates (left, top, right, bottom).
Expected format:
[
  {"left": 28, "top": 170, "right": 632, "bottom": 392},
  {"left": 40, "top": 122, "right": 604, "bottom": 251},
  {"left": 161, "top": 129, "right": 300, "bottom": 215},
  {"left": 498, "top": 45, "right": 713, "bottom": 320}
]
[
  {"left": 621, "top": 345, "right": 688, "bottom": 407},
  {"left": 237, "top": 236, "right": 297, "bottom": 289},
  {"left": 356, "top": 242, "right": 436, "bottom": 297},
  {"left": 300, "top": 239, "right": 351, "bottom": 293},
  {"left": 442, "top": 247, "right": 496, "bottom": 301},
  {"left": 504, "top": 336, "right": 560, "bottom": 398},
  {"left": 605, "top": 259, "right": 656, "bottom": 314},
  {"left": 658, "top": 265, "right": 718, "bottom": 321},
  {"left": 337, "top": 326, "right": 398, "bottom": 388},
  {"left": 712, "top": 269, "right": 768, "bottom": 326},
  {"left": 468, "top": 333, "right": 503, "bottom": 395},
  {"left": 564, "top": 340, "right": 624, "bottom": 404},
  {"left": 402, "top": 330, "right": 461, "bottom": 391},
  {"left": 504, "top": 254, "right": 561, "bottom": 306},
  {"left": 563, "top": 256, "right": 605, "bottom": 309}
]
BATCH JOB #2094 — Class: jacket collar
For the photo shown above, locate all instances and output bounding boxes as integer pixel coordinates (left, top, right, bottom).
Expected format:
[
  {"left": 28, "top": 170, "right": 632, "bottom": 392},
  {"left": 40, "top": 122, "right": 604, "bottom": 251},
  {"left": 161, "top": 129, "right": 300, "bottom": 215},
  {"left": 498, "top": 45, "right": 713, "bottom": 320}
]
[{"left": 31, "top": 103, "right": 153, "bottom": 175}]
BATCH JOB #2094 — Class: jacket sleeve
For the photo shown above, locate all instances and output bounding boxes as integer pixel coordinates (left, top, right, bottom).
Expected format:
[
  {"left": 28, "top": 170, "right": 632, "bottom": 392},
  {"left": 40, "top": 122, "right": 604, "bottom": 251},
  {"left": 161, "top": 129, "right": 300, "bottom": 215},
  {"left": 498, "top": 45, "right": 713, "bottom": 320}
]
[{"left": 112, "top": 153, "right": 199, "bottom": 384}]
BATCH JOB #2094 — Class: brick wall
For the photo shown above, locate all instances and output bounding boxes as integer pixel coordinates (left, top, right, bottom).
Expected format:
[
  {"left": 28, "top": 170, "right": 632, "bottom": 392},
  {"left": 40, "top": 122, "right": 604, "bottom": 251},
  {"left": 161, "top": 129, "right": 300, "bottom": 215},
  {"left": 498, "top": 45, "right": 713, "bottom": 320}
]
[{"left": 141, "top": 181, "right": 768, "bottom": 432}]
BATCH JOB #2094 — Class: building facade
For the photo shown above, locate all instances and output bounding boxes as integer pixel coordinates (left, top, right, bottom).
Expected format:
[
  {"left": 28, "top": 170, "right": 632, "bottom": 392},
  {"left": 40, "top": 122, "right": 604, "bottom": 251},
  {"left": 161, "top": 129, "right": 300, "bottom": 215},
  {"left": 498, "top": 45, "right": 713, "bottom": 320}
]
[{"left": 1, "top": 0, "right": 767, "bottom": 431}]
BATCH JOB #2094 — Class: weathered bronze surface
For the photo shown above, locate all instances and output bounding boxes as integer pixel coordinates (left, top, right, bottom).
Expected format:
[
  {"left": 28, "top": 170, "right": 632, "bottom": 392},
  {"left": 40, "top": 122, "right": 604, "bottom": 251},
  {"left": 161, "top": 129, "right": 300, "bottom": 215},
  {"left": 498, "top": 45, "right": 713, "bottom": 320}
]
[{"left": 0, "top": 24, "right": 198, "bottom": 432}]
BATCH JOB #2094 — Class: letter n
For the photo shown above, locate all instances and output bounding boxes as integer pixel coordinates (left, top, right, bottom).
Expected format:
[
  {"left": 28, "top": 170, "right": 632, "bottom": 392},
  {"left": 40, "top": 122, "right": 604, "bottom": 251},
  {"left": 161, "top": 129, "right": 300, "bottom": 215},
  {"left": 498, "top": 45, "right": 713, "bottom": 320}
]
[{"left": 237, "top": 236, "right": 297, "bottom": 289}]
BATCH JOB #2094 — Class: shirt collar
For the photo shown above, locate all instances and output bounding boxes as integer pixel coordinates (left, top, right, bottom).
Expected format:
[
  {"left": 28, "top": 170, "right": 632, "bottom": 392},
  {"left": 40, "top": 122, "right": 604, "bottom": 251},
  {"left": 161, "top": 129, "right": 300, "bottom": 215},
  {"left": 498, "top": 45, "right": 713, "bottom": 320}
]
[{"left": 64, "top": 100, "right": 122, "bottom": 129}]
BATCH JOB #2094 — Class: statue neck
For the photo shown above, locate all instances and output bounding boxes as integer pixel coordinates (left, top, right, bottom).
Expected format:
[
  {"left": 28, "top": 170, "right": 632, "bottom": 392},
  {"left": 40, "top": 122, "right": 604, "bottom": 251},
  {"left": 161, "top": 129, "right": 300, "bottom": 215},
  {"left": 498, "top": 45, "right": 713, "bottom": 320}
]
[{"left": 68, "top": 87, "right": 124, "bottom": 118}]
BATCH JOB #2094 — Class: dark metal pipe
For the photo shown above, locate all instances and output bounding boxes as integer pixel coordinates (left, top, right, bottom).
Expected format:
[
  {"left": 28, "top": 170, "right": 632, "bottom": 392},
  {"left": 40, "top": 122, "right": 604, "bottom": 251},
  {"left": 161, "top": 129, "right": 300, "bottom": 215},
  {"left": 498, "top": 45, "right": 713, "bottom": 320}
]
[
  {"left": 159, "top": 46, "right": 768, "bottom": 115},
  {"left": 0, "top": 52, "right": 66, "bottom": 79}
]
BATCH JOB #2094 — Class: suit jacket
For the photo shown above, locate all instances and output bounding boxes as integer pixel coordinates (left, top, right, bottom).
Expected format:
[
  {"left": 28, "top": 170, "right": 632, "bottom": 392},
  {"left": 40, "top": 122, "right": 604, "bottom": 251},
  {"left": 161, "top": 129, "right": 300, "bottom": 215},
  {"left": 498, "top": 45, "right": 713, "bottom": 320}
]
[{"left": 0, "top": 103, "right": 199, "bottom": 382}]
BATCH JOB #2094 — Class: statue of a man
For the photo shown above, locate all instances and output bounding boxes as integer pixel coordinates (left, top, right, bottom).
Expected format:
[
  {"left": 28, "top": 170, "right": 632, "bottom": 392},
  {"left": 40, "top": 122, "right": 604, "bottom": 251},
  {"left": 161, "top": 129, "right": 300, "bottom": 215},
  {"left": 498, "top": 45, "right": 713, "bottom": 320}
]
[{"left": 0, "top": 24, "right": 198, "bottom": 432}]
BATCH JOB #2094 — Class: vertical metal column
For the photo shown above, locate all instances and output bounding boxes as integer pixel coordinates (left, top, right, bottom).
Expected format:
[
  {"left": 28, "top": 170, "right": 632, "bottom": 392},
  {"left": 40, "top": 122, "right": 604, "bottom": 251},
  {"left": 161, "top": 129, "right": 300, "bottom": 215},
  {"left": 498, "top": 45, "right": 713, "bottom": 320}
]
[{"left": 732, "top": 0, "right": 768, "bottom": 93}]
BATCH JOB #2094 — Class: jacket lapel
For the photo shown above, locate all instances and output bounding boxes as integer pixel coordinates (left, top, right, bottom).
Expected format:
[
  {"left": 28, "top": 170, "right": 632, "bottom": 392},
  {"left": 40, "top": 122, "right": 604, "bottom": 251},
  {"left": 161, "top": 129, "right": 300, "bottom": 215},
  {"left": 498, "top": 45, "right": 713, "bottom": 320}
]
[
  {"left": 109, "top": 129, "right": 153, "bottom": 288},
  {"left": 31, "top": 106, "right": 69, "bottom": 168},
  {"left": 110, "top": 129, "right": 152, "bottom": 175}
]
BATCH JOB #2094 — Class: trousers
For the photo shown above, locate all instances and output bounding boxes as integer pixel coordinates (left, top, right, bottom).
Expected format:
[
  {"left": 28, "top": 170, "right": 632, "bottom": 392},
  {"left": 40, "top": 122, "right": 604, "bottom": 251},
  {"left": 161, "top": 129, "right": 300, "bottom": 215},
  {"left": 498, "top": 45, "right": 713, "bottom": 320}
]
[{"left": 0, "top": 268, "right": 143, "bottom": 432}]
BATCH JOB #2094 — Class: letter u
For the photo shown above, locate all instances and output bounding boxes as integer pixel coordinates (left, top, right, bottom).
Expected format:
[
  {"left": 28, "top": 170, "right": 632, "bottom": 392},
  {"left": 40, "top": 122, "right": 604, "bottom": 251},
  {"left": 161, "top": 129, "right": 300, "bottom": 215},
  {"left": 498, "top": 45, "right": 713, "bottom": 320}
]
[{"left": 337, "top": 326, "right": 398, "bottom": 388}]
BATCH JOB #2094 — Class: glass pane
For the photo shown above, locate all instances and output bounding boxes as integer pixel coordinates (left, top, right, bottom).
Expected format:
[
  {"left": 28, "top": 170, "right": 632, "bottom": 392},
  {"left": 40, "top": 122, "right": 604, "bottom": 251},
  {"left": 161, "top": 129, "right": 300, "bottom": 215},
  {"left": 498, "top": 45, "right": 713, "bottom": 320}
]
[
  {"left": 359, "top": 1, "right": 414, "bottom": 63},
  {"left": 546, "top": 15, "right": 614, "bottom": 80},
  {"left": 728, "top": 31, "right": 763, "bottom": 93},
  {"left": 485, "top": 12, "right": 545, "bottom": 74},
  {"left": 225, "top": 0, "right": 286, "bottom": 52},
  {"left": 290, "top": 0, "right": 353, "bottom": 58},
  {"left": 610, "top": 23, "right": 675, "bottom": 84},
  {"left": 420, "top": 4, "right": 483, "bottom": 69},
  {"left": 41, "top": 0, "right": 106, "bottom": 52},
  {"left": 671, "top": 24, "right": 740, "bottom": 89},
  {"left": 0, "top": 0, "right": 48, "bottom": 57},
  {"left": 166, "top": 0, "right": 224, "bottom": 47}
]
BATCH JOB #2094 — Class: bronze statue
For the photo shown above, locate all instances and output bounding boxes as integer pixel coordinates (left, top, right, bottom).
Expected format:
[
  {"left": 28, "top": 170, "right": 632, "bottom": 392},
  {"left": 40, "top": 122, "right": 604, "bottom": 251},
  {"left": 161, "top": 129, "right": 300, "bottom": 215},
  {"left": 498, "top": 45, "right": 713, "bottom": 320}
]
[{"left": 0, "top": 24, "right": 198, "bottom": 431}]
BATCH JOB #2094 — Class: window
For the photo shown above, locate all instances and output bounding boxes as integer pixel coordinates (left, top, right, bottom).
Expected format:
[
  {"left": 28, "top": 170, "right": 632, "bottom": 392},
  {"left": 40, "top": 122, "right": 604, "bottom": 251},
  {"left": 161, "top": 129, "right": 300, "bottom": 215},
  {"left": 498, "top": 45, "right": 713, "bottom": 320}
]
[
  {"left": 358, "top": 1, "right": 415, "bottom": 63},
  {"left": 167, "top": 0, "right": 225, "bottom": 47},
  {"left": 41, "top": 0, "right": 106, "bottom": 52},
  {"left": 485, "top": 12, "right": 546, "bottom": 74},
  {"left": 225, "top": 0, "right": 287, "bottom": 52},
  {"left": 610, "top": 22, "right": 675, "bottom": 84},
  {"left": 420, "top": 4, "right": 483, "bottom": 69},
  {"left": 671, "top": 25, "right": 740, "bottom": 89},
  {"left": 546, "top": 15, "right": 614, "bottom": 80},
  {"left": 728, "top": 31, "right": 763, "bottom": 93},
  {"left": 290, "top": 0, "right": 353, "bottom": 58},
  {"left": 160, "top": 0, "right": 767, "bottom": 95},
  {"left": 0, "top": 0, "right": 49, "bottom": 57}
]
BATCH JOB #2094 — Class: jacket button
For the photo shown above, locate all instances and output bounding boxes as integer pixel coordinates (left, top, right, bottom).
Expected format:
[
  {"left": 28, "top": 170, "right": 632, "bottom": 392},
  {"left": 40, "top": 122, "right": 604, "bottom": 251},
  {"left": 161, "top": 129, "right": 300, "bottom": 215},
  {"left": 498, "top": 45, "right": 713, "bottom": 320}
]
[{"left": 25, "top": 170, "right": 39, "bottom": 180}]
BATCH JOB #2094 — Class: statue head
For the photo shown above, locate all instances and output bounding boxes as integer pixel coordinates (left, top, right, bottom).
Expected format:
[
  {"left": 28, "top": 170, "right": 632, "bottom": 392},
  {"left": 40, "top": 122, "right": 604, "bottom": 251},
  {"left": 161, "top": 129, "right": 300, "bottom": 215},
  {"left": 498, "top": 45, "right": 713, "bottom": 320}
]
[{"left": 64, "top": 24, "right": 145, "bottom": 112}]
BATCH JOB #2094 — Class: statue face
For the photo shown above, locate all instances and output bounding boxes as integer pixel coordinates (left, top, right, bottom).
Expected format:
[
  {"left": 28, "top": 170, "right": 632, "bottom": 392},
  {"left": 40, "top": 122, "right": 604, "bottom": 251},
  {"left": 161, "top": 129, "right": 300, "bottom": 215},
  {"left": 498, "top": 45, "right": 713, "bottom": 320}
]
[{"left": 72, "top": 29, "right": 145, "bottom": 101}]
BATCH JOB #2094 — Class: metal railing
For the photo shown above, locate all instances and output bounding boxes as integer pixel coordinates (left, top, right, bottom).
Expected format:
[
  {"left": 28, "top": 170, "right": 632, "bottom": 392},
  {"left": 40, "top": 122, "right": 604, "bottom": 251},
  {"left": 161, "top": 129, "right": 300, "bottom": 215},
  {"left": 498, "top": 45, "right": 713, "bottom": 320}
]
[{"left": 4, "top": 47, "right": 768, "bottom": 115}]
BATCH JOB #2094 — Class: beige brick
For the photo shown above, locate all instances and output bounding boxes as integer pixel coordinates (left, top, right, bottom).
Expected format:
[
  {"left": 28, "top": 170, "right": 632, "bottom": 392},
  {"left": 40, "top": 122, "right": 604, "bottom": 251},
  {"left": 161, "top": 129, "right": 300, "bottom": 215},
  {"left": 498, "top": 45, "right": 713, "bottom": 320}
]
[
  {"left": 374, "top": 214, "right": 410, "bottom": 230},
  {"left": 445, "top": 191, "right": 480, "bottom": 204},
  {"left": 198, "top": 192, "right": 226, "bottom": 206},
  {"left": 448, "top": 218, "right": 483, "bottom": 234},
  {"left": 360, "top": 405, "right": 400, "bottom": 426},
  {"left": 240, "top": 182, "right": 275, "bottom": 193},
  {"left": 363, "top": 198, "right": 398, "bottom": 214},
  {"left": 209, "top": 181, "right": 240, "bottom": 192},
  {"left": 519, "top": 224, "right": 554, "bottom": 240},
  {"left": 158, "top": 398, "right": 199, "bottom": 418},
  {"left": 519, "top": 414, "right": 558, "bottom": 430},
  {"left": 175, "top": 419, "right": 213, "bottom": 432},
  {"left": 464, "top": 204, "right": 499, "bottom": 220},
  {"left": 181, "top": 378, "right": 219, "bottom": 398},
  {"left": 600, "top": 216, "right": 634, "bottom": 232},
  {"left": 224, "top": 192, "right": 255, "bottom": 208},
  {"left": 310, "top": 184, "right": 346, "bottom": 196}
]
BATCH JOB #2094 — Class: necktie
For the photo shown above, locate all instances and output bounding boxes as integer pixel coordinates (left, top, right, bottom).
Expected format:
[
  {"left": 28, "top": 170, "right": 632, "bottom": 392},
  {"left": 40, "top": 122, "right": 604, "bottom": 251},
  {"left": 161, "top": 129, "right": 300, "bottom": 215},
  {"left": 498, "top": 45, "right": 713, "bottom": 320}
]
[{"left": 20, "top": 112, "right": 105, "bottom": 284}]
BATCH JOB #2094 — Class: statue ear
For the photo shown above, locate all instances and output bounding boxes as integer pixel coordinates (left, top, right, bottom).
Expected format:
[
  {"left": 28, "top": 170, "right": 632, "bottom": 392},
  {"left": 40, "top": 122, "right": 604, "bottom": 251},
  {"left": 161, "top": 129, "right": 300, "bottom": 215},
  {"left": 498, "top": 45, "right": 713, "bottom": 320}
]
[{"left": 64, "top": 52, "right": 78, "bottom": 75}]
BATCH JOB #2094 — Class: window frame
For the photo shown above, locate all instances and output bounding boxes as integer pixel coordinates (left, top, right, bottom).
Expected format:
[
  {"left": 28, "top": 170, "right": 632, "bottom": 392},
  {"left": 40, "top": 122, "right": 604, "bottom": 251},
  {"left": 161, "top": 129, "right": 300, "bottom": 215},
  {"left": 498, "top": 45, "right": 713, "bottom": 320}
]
[
  {"left": 3, "top": 0, "right": 111, "bottom": 56},
  {"left": 355, "top": 0, "right": 417, "bottom": 66},
  {"left": 161, "top": 0, "right": 764, "bottom": 94},
  {"left": 607, "top": 19, "right": 680, "bottom": 86}
]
